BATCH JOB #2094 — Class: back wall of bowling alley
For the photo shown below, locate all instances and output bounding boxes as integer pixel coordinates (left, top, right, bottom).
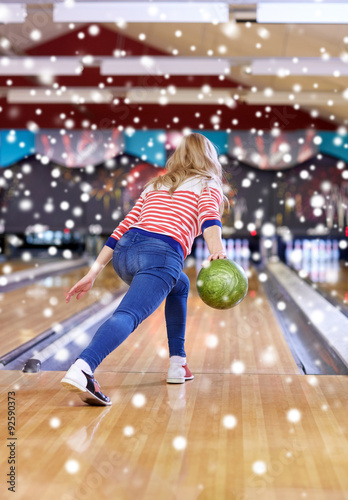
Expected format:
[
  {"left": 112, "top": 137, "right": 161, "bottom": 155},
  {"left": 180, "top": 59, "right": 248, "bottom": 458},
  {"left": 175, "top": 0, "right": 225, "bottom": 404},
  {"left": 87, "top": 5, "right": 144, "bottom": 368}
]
[{"left": 1, "top": 138, "right": 347, "bottom": 264}]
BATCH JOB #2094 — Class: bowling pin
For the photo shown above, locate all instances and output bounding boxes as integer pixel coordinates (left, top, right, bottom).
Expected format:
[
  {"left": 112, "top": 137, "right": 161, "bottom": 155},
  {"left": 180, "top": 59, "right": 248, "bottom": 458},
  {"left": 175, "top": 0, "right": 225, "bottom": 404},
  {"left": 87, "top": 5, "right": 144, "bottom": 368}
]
[
  {"left": 303, "top": 239, "right": 311, "bottom": 262},
  {"left": 227, "top": 239, "right": 234, "bottom": 260},
  {"left": 242, "top": 239, "right": 251, "bottom": 260},
  {"left": 311, "top": 239, "right": 319, "bottom": 263},
  {"left": 235, "top": 239, "right": 242, "bottom": 256},
  {"left": 332, "top": 240, "right": 339, "bottom": 260},
  {"left": 203, "top": 241, "right": 210, "bottom": 259},
  {"left": 235, "top": 239, "right": 242, "bottom": 264},
  {"left": 195, "top": 239, "right": 203, "bottom": 260},
  {"left": 302, "top": 255, "right": 311, "bottom": 276},
  {"left": 326, "top": 239, "right": 332, "bottom": 262},
  {"left": 319, "top": 239, "right": 326, "bottom": 262},
  {"left": 292, "top": 239, "right": 303, "bottom": 270},
  {"left": 285, "top": 240, "right": 293, "bottom": 265}
]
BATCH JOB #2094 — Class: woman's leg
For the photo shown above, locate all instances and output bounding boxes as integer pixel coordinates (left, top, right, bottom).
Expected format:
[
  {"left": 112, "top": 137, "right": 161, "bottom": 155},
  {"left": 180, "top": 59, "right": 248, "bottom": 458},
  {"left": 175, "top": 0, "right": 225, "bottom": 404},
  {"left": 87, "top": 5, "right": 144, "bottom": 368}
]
[
  {"left": 78, "top": 270, "right": 177, "bottom": 372},
  {"left": 164, "top": 271, "right": 190, "bottom": 358}
]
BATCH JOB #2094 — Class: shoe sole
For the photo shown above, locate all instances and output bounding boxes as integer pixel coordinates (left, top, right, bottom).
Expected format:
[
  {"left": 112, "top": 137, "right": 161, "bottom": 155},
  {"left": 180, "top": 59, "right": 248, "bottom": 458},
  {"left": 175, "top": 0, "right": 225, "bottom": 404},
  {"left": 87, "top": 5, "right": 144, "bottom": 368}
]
[
  {"left": 61, "top": 378, "right": 112, "bottom": 406},
  {"left": 167, "top": 375, "right": 194, "bottom": 384}
]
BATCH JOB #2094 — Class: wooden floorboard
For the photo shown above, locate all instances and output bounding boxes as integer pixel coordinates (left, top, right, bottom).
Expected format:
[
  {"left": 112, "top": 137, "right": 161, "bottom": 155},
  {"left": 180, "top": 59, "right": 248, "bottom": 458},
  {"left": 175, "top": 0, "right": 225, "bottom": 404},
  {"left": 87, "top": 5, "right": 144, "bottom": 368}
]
[
  {"left": 1, "top": 262, "right": 346, "bottom": 499},
  {"left": 97, "top": 265, "right": 299, "bottom": 375},
  {"left": 0, "top": 370, "right": 347, "bottom": 500}
]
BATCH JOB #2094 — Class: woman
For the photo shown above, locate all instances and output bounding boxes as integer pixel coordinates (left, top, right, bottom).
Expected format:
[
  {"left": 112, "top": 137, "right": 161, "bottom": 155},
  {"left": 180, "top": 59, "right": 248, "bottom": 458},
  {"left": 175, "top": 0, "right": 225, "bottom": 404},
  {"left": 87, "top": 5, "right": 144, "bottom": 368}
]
[{"left": 61, "top": 132, "right": 230, "bottom": 406}]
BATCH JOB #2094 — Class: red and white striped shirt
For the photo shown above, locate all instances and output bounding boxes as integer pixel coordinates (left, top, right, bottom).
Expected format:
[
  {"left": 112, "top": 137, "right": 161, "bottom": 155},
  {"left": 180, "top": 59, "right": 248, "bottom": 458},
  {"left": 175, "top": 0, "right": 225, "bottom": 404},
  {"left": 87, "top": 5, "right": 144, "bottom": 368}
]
[{"left": 105, "top": 175, "right": 223, "bottom": 259}]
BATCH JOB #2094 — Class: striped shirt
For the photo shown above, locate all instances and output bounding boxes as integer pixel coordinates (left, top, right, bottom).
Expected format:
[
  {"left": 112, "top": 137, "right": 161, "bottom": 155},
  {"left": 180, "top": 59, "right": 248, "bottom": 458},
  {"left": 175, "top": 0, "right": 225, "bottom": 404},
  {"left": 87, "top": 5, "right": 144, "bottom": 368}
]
[{"left": 105, "top": 175, "right": 223, "bottom": 260}]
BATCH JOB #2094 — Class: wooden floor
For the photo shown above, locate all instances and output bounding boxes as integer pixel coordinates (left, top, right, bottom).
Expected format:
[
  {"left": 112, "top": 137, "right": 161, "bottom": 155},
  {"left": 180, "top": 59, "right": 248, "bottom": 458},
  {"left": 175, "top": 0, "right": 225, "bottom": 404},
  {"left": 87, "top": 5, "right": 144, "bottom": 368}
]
[
  {"left": 0, "top": 263, "right": 125, "bottom": 357},
  {"left": 0, "top": 262, "right": 348, "bottom": 499},
  {"left": 95, "top": 265, "right": 299, "bottom": 376},
  {"left": 0, "top": 258, "right": 62, "bottom": 274},
  {"left": 1, "top": 371, "right": 348, "bottom": 500}
]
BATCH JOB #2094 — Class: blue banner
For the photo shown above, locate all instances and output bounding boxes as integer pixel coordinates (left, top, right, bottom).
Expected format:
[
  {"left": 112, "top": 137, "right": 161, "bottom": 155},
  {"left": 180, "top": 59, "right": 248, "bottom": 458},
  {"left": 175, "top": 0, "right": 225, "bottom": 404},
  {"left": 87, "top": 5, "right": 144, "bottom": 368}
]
[
  {"left": 318, "top": 132, "right": 348, "bottom": 164},
  {"left": 1, "top": 129, "right": 348, "bottom": 169},
  {"left": 193, "top": 130, "right": 229, "bottom": 155},
  {"left": 0, "top": 130, "right": 36, "bottom": 167},
  {"left": 124, "top": 129, "right": 166, "bottom": 167}
]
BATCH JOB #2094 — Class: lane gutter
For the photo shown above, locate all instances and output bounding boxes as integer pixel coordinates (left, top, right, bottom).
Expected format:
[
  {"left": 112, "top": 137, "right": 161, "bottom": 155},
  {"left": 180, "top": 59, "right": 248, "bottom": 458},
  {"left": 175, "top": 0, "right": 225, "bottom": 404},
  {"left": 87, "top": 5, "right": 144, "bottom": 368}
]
[
  {"left": 0, "top": 287, "right": 127, "bottom": 372},
  {"left": 255, "top": 262, "right": 348, "bottom": 375}
]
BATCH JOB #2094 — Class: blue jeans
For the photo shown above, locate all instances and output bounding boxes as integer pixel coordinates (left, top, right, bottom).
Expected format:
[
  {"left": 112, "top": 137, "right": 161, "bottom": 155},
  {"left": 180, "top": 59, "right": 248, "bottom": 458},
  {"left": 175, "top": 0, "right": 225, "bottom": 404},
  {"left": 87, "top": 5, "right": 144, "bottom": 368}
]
[{"left": 78, "top": 231, "right": 189, "bottom": 373}]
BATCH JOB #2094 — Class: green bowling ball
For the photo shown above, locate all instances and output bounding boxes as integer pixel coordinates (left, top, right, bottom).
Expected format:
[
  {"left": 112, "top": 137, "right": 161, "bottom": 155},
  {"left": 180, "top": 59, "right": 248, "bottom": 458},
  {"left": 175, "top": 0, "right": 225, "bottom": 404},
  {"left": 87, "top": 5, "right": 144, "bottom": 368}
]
[{"left": 196, "top": 259, "right": 248, "bottom": 310}]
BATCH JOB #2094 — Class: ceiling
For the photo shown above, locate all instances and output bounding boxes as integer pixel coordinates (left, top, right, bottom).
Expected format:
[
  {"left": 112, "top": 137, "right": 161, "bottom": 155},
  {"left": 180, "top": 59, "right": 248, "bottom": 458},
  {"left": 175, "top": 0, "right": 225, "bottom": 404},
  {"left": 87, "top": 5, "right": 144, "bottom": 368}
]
[{"left": 0, "top": 2, "right": 347, "bottom": 131}]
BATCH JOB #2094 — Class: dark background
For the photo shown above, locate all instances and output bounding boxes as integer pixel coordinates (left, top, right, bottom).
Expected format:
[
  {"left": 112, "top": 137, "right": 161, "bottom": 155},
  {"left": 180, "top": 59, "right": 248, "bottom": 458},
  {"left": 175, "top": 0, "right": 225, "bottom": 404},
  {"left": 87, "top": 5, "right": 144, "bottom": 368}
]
[{"left": 1, "top": 153, "right": 346, "bottom": 238}]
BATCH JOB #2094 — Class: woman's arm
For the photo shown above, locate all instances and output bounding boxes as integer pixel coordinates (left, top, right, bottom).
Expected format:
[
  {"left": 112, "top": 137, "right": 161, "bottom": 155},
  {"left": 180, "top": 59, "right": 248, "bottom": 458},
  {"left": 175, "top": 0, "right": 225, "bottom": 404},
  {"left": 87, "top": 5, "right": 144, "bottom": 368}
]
[
  {"left": 202, "top": 225, "right": 226, "bottom": 261},
  {"left": 86, "top": 245, "right": 114, "bottom": 280},
  {"left": 198, "top": 185, "right": 226, "bottom": 261}
]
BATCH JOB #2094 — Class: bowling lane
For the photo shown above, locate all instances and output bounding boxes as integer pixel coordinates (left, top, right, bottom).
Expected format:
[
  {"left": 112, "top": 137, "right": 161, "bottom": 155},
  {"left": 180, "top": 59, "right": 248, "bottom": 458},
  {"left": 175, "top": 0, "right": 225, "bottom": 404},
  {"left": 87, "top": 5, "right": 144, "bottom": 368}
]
[
  {"left": 284, "top": 238, "right": 348, "bottom": 309},
  {"left": 0, "top": 257, "right": 64, "bottom": 275},
  {"left": 0, "top": 264, "right": 126, "bottom": 359},
  {"left": 1, "top": 369, "right": 348, "bottom": 500},
  {"left": 0, "top": 264, "right": 346, "bottom": 500},
  {"left": 96, "top": 262, "right": 300, "bottom": 376}
]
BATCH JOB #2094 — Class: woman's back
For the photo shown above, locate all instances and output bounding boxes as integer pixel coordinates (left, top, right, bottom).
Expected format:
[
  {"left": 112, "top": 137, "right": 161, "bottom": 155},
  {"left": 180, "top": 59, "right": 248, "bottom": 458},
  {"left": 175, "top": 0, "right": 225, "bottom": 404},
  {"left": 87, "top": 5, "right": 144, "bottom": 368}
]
[{"left": 107, "top": 174, "right": 223, "bottom": 260}]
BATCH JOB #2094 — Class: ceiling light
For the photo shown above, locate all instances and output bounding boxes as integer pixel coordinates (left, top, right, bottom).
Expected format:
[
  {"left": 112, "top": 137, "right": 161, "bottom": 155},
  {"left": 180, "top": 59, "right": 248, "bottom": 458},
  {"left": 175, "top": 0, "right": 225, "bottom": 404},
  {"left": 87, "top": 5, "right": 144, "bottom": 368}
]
[
  {"left": 0, "top": 3, "right": 26, "bottom": 24},
  {"left": 102, "top": 57, "right": 230, "bottom": 76},
  {"left": 126, "top": 88, "right": 234, "bottom": 105},
  {"left": 0, "top": 57, "right": 82, "bottom": 75},
  {"left": 54, "top": 2, "right": 228, "bottom": 23},
  {"left": 251, "top": 58, "right": 348, "bottom": 76},
  {"left": 241, "top": 91, "right": 347, "bottom": 106},
  {"left": 8, "top": 88, "right": 113, "bottom": 104},
  {"left": 257, "top": 2, "right": 348, "bottom": 24}
]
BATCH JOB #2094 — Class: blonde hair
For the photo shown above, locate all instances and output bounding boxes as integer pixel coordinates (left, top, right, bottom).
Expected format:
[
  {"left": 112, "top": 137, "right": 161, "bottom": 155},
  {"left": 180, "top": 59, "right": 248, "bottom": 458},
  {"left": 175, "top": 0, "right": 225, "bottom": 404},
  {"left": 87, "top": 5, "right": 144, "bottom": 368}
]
[{"left": 144, "top": 132, "right": 230, "bottom": 216}]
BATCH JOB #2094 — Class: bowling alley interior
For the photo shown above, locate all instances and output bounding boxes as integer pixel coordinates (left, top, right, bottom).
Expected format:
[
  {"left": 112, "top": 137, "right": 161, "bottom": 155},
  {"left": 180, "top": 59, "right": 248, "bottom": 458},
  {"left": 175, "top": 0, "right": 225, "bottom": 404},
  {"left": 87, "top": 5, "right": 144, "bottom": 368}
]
[{"left": 1, "top": 1, "right": 348, "bottom": 499}]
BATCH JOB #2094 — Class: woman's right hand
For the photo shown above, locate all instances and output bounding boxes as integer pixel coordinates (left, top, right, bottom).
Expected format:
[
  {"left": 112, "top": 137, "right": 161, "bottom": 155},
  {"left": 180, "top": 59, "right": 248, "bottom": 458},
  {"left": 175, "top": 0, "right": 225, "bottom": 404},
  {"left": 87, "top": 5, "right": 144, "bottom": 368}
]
[
  {"left": 65, "top": 274, "right": 95, "bottom": 303},
  {"left": 205, "top": 251, "right": 227, "bottom": 263}
]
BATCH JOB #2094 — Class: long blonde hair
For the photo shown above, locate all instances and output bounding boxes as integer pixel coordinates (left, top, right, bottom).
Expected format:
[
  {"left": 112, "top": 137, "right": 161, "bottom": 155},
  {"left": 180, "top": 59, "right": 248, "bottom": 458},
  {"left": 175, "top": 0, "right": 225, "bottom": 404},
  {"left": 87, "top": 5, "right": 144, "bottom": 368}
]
[{"left": 144, "top": 132, "right": 230, "bottom": 216}]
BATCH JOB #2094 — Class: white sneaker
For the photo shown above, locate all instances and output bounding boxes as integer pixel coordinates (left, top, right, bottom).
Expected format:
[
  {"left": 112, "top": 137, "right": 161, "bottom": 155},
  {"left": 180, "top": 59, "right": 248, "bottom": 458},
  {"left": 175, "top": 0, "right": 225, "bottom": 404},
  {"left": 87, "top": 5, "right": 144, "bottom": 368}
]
[
  {"left": 167, "top": 362, "right": 194, "bottom": 384},
  {"left": 61, "top": 365, "right": 112, "bottom": 406}
]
